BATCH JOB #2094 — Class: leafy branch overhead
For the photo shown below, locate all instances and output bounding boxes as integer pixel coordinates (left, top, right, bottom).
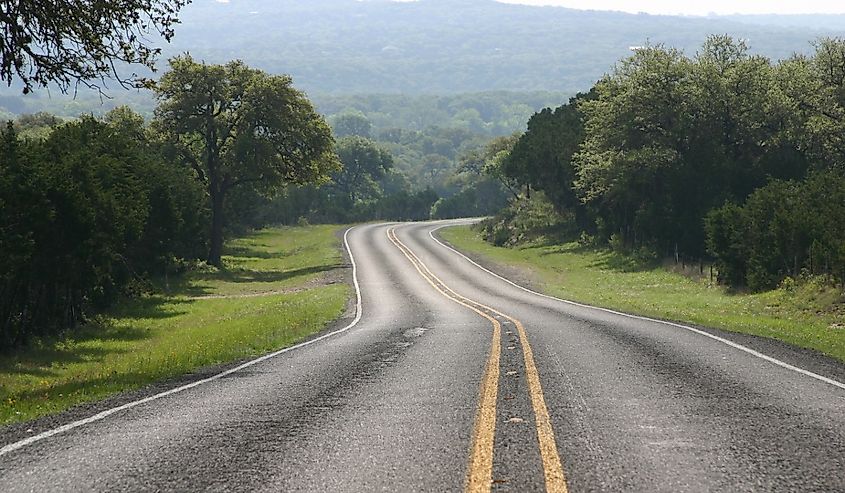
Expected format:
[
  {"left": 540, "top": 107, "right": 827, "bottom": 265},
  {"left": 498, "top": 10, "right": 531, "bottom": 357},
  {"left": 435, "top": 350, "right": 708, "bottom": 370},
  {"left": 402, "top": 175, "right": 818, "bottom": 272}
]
[{"left": 0, "top": 0, "right": 189, "bottom": 93}]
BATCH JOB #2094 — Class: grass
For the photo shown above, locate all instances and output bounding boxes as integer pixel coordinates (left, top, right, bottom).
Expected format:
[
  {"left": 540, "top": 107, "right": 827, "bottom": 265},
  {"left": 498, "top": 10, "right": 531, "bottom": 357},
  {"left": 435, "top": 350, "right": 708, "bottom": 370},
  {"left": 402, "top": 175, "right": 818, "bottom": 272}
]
[
  {"left": 441, "top": 225, "right": 845, "bottom": 363},
  {"left": 0, "top": 225, "right": 351, "bottom": 425}
]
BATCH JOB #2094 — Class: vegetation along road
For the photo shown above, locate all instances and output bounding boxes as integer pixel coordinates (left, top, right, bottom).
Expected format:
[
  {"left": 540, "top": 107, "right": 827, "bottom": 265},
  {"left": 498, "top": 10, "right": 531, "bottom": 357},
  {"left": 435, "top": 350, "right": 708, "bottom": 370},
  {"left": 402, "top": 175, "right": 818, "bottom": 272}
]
[{"left": 1, "top": 220, "right": 844, "bottom": 491}]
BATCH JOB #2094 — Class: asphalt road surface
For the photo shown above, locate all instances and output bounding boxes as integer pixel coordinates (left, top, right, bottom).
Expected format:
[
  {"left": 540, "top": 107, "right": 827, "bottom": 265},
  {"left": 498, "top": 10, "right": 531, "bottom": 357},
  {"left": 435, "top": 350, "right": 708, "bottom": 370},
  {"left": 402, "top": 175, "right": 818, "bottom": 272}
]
[{"left": 2, "top": 220, "right": 844, "bottom": 492}]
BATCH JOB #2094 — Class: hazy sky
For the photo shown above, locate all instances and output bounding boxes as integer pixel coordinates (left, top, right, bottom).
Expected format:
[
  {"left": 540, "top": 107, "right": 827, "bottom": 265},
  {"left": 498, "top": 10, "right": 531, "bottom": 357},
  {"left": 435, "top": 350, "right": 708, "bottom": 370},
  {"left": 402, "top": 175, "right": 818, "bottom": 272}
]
[{"left": 496, "top": 0, "right": 845, "bottom": 16}]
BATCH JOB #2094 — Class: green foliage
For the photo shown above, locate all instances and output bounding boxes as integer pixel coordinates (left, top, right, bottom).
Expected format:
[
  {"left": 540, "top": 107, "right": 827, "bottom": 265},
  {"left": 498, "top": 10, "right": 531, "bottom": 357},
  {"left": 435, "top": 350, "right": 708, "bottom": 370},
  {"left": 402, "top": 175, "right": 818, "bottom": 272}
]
[
  {"left": 0, "top": 110, "right": 207, "bottom": 349},
  {"left": 574, "top": 36, "right": 822, "bottom": 257},
  {"left": 259, "top": 183, "right": 441, "bottom": 225},
  {"left": 0, "top": 0, "right": 188, "bottom": 93},
  {"left": 257, "top": 119, "right": 521, "bottom": 226},
  {"left": 153, "top": 55, "right": 338, "bottom": 265},
  {"left": 706, "top": 171, "right": 845, "bottom": 291},
  {"left": 459, "top": 134, "right": 521, "bottom": 197},
  {"left": 0, "top": 92, "right": 570, "bottom": 223},
  {"left": 503, "top": 91, "right": 594, "bottom": 228},
  {"left": 430, "top": 178, "right": 509, "bottom": 220},
  {"left": 704, "top": 203, "right": 748, "bottom": 287},
  {"left": 12, "top": 112, "right": 63, "bottom": 140},
  {"left": 486, "top": 36, "right": 845, "bottom": 292},
  {"left": 479, "top": 193, "right": 575, "bottom": 247},
  {"left": 426, "top": 133, "right": 516, "bottom": 220},
  {"left": 329, "top": 110, "right": 373, "bottom": 139},
  {"left": 332, "top": 136, "right": 394, "bottom": 204},
  {"left": 317, "top": 92, "right": 569, "bottom": 137}
]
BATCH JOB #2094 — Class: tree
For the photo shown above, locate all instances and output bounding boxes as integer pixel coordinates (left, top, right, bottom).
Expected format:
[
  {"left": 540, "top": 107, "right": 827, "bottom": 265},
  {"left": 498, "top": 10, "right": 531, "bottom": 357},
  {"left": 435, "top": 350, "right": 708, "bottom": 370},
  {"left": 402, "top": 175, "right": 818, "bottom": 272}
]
[
  {"left": 154, "top": 56, "right": 338, "bottom": 266},
  {"left": 0, "top": 115, "right": 162, "bottom": 346},
  {"left": 460, "top": 133, "right": 521, "bottom": 200},
  {"left": 502, "top": 91, "right": 594, "bottom": 229},
  {"left": 0, "top": 107, "right": 213, "bottom": 348},
  {"left": 330, "top": 111, "right": 373, "bottom": 138},
  {"left": 0, "top": 0, "right": 189, "bottom": 93},
  {"left": 575, "top": 45, "right": 692, "bottom": 249},
  {"left": 104, "top": 106, "right": 209, "bottom": 269},
  {"left": 800, "top": 38, "right": 845, "bottom": 171},
  {"left": 332, "top": 136, "right": 393, "bottom": 204},
  {"left": 706, "top": 171, "right": 845, "bottom": 290},
  {"left": 573, "top": 38, "right": 799, "bottom": 256}
]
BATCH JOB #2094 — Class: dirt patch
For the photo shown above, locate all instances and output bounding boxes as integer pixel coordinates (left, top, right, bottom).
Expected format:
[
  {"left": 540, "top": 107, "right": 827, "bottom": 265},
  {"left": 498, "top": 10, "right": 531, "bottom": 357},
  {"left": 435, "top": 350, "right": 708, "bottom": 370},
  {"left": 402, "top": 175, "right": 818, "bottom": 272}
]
[{"left": 186, "top": 267, "right": 346, "bottom": 300}]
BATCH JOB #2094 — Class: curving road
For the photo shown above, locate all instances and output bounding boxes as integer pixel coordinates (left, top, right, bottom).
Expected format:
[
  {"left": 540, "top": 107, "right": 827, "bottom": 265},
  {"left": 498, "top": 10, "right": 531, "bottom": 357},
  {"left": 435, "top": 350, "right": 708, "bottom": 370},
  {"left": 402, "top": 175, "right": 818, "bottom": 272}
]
[{"left": 1, "top": 220, "right": 844, "bottom": 492}]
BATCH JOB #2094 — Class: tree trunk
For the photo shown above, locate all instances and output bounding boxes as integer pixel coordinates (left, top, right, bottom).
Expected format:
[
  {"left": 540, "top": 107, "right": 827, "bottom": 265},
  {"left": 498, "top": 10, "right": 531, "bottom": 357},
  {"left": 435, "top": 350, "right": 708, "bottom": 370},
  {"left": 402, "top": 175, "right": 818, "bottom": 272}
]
[{"left": 208, "top": 189, "right": 226, "bottom": 267}]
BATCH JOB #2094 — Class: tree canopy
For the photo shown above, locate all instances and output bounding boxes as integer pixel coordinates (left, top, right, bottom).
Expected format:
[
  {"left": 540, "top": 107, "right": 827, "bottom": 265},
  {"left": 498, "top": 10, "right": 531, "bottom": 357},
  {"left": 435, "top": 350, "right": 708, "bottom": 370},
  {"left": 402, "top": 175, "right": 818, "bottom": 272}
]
[
  {"left": 0, "top": 108, "right": 207, "bottom": 348},
  {"left": 487, "top": 35, "right": 845, "bottom": 290},
  {"left": 0, "top": 0, "right": 189, "bottom": 93},
  {"left": 154, "top": 55, "right": 338, "bottom": 265},
  {"left": 332, "top": 136, "right": 394, "bottom": 205}
]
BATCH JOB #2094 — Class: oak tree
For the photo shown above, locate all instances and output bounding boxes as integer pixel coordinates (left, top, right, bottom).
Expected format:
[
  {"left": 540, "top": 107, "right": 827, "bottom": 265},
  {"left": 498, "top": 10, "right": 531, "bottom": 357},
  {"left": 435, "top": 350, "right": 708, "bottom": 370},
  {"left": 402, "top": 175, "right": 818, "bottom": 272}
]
[{"left": 154, "top": 56, "right": 338, "bottom": 266}]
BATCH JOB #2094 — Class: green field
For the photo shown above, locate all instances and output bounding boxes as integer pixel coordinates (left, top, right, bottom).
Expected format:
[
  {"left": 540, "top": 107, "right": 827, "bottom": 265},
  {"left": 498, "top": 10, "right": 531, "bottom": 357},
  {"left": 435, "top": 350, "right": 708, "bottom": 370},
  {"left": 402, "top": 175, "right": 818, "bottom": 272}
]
[
  {"left": 0, "top": 225, "right": 350, "bottom": 425},
  {"left": 441, "top": 225, "right": 845, "bottom": 363}
]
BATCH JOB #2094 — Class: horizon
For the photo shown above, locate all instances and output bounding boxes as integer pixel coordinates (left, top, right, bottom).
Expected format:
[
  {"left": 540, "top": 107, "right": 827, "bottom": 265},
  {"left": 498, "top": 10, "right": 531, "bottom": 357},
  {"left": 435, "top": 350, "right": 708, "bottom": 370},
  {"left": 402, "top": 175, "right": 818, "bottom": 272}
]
[
  {"left": 210, "top": 0, "right": 845, "bottom": 16},
  {"left": 494, "top": 0, "right": 845, "bottom": 16}
]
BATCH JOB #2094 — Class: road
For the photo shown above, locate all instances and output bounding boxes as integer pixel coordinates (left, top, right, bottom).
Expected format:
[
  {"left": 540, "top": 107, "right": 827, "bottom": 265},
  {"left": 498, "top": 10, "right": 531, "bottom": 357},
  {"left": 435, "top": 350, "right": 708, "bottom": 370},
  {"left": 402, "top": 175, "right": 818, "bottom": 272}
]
[{"left": 1, "top": 220, "right": 844, "bottom": 492}]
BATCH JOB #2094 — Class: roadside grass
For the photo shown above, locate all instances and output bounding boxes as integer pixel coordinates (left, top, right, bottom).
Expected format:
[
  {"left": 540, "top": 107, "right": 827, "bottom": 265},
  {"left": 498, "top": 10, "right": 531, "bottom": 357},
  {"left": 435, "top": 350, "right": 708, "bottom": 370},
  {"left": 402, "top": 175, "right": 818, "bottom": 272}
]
[
  {"left": 441, "top": 225, "right": 845, "bottom": 363},
  {"left": 0, "top": 225, "right": 350, "bottom": 425}
]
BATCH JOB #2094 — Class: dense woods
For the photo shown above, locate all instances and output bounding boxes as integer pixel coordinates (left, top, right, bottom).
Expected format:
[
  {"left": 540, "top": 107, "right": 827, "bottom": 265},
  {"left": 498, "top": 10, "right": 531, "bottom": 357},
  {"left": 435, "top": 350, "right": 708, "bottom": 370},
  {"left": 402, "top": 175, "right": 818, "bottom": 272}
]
[
  {"left": 0, "top": 69, "right": 516, "bottom": 349},
  {"left": 488, "top": 36, "right": 845, "bottom": 290},
  {"left": 0, "top": 110, "right": 207, "bottom": 348},
  {"left": 0, "top": 58, "right": 339, "bottom": 349}
]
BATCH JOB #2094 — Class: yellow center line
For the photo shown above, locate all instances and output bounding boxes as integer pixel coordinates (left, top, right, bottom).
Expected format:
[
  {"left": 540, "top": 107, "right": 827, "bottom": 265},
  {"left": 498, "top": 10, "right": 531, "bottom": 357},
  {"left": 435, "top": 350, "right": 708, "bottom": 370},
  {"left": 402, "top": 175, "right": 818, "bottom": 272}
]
[
  {"left": 387, "top": 227, "right": 568, "bottom": 493},
  {"left": 387, "top": 228, "right": 501, "bottom": 492}
]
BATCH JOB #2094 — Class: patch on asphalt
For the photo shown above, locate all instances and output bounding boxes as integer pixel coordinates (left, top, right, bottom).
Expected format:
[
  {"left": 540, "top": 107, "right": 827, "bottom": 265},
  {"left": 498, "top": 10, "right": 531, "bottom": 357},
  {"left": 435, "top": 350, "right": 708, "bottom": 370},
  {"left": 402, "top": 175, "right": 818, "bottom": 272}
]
[{"left": 403, "top": 327, "right": 429, "bottom": 338}]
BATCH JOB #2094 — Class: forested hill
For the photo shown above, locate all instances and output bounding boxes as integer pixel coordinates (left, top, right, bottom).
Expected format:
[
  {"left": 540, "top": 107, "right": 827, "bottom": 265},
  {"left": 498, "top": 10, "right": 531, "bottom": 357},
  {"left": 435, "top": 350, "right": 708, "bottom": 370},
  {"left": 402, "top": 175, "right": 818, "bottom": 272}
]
[
  {"left": 2, "top": 0, "right": 842, "bottom": 118},
  {"left": 165, "top": 0, "right": 836, "bottom": 95}
]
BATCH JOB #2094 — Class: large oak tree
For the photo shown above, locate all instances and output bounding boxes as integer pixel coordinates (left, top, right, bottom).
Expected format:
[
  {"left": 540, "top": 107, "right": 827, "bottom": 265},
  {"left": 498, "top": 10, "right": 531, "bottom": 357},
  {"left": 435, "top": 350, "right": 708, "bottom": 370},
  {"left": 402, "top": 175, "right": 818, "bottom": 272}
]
[{"left": 154, "top": 56, "right": 338, "bottom": 266}]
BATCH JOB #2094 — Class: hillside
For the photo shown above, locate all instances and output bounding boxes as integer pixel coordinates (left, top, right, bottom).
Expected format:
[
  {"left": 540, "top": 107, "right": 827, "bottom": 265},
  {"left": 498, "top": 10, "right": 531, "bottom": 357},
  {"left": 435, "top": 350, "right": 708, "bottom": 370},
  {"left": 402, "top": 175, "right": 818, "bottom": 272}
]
[
  {"left": 1, "top": 0, "right": 841, "bottom": 120},
  {"left": 164, "top": 0, "right": 837, "bottom": 95}
]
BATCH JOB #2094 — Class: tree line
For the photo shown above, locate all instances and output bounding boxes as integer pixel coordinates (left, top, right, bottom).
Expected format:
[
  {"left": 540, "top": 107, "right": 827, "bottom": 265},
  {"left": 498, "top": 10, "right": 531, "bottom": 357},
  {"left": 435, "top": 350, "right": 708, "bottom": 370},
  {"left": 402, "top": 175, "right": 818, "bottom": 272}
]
[
  {"left": 0, "top": 53, "right": 511, "bottom": 349},
  {"left": 0, "top": 56, "right": 339, "bottom": 349},
  {"left": 489, "top": 35, "right": 845, "bottom": 291},
  {"left": 162, "top": 0, "right": 833, "bottom": 95},
  {"left": 0, "top": 110, "right": 206, "bottom": 348},
  {"left": 240, "top": 130, "right": 510, "bottom": 226}
]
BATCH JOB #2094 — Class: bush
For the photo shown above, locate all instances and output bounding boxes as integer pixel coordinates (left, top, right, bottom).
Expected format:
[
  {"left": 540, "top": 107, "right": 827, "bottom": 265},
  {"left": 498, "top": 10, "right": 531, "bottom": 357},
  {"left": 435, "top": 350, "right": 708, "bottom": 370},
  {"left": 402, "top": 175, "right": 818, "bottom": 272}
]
[
  {"left": 705, "top": 171, "right": 845, "bottom": 291},
  {"left": 0, "top": 112, "right": 208, "bottom": 349},
  {"left": 480, "top": 192, "right": 576, "bottom": 247}
]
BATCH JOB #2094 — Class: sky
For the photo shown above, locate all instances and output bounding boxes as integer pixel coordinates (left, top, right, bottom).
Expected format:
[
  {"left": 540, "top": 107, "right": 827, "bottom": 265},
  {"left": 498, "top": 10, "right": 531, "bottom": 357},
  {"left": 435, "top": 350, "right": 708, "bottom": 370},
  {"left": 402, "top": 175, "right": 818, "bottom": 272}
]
[{"left": 496, "top": 0, "right": 845, "bottom": 16}]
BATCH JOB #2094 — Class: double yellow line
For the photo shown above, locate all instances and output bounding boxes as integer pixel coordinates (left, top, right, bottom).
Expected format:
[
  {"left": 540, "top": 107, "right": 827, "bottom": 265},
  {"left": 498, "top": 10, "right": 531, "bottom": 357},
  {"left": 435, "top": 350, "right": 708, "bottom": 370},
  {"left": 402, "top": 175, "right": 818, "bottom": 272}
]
[{"left": 387, "top": 227, "right": 567, "bottom": 493}]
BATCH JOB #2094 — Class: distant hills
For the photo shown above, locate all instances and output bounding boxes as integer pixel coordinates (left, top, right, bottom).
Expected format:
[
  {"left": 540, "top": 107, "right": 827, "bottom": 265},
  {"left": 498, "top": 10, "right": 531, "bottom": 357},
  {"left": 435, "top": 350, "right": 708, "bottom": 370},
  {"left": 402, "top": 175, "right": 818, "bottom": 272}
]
[
  {"left": 2, "top": 0, "right": 844, "bottom": 118},
  {"left": 164, "top": 0, "right": 843, "bottom": 94}
]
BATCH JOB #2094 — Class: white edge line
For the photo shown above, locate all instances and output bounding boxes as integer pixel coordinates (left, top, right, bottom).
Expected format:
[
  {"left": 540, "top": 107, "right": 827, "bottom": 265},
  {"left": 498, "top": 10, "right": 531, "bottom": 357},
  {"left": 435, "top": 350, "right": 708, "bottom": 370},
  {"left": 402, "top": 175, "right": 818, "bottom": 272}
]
[
  {"left": 429, "top": 223, "right": 845, "bottom": 392},
  {"left": 0, "top": 226, "right": 365, "bottom": 458}
]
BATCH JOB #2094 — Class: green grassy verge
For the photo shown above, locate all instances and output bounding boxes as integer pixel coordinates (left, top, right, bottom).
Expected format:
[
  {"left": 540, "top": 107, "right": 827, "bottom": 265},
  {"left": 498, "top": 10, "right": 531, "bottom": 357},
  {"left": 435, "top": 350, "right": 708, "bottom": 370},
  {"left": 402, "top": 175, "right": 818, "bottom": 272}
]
[
  {"left": 1, "top": 225, "right": 350, "bottom": 425},
  {"left": 441, "top": 225, "right": 845, "bottom": 363}
]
